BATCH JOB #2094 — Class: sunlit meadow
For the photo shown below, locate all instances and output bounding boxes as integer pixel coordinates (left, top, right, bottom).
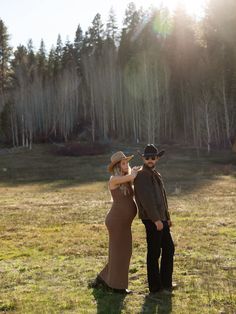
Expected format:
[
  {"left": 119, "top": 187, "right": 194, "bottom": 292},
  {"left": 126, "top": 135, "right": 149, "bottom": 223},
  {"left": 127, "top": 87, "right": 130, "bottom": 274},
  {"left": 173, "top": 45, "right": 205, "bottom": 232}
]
[{"left": 0, "top": 144, "right": 235, "bottom": 313}]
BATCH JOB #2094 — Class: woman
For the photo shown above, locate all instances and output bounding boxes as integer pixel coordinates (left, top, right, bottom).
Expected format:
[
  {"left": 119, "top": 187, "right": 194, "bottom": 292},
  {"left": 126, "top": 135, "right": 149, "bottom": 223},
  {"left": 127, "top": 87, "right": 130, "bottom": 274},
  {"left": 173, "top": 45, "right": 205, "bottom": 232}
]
[{"left": 91, "top": 151, "right": 140, "bottom": 294}]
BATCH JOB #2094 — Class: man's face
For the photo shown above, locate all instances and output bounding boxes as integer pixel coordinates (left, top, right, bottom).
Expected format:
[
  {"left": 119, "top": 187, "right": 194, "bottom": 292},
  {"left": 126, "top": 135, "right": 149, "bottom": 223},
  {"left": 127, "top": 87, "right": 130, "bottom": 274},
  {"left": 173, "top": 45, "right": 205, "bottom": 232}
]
[{"left": 143, "top": 156, "right": 160, "bottom": 168}]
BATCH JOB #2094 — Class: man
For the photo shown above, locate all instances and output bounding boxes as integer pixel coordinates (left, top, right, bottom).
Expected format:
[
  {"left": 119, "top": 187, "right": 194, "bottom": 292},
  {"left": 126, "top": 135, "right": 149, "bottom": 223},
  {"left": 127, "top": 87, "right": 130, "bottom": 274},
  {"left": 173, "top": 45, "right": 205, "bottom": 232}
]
[{"left": 134, "top": 144, "right": 175, "bottom": 296}]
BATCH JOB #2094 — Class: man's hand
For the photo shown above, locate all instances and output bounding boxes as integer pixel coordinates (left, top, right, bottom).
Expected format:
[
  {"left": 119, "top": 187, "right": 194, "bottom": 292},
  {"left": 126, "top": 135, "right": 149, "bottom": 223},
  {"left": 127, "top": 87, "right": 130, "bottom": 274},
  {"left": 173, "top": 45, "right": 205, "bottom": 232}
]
[{"left": 155, "top": 220, "right": 163, "bottom": 231}]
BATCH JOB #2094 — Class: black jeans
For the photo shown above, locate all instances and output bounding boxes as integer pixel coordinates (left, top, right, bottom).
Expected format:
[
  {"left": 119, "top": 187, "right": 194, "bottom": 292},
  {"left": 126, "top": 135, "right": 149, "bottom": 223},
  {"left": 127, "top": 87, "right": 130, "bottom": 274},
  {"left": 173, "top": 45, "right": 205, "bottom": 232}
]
[{"left": 142, "top": 219, "right": 175, "bottom": 292}]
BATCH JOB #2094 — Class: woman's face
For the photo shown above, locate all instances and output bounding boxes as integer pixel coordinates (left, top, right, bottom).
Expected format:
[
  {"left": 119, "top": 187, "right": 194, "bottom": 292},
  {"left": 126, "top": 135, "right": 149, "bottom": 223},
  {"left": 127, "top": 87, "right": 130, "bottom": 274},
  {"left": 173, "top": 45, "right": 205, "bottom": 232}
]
[{"left": 120, "top": 159, "right": 129, "bottom": 174}]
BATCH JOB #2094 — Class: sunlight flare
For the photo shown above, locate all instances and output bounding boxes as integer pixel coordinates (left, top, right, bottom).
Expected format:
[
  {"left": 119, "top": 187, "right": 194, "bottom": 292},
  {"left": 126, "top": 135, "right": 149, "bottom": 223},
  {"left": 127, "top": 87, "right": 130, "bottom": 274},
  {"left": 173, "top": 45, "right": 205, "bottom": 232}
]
[
  {"left": 165, "top": 0, "right": 206, "bottom": 16},
  {"left": 134, "top": 0, "right": 206, "bottom": 17}
]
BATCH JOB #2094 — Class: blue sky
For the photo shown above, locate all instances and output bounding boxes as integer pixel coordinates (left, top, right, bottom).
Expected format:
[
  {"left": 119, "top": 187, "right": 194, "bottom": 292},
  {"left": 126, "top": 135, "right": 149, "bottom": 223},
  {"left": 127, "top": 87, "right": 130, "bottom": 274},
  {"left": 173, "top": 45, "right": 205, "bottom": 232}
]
[{"left": 0, "top": 0, "right": 205, "bottom": 51}]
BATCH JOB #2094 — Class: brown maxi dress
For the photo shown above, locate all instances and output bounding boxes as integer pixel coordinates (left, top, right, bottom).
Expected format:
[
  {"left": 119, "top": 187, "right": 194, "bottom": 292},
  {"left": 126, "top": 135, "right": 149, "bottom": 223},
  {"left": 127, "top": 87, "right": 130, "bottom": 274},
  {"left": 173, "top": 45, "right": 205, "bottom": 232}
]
[{"left": 99, "top": 183, "right": 137, "bottom": 289}]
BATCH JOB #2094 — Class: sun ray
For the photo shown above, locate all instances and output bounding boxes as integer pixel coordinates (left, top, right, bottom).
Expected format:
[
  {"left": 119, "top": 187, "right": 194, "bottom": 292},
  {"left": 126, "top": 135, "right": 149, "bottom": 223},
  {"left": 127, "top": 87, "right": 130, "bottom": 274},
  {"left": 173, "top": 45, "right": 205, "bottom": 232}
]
[{"left": 132, "top": 0, "right": 206, "bottom": 18}]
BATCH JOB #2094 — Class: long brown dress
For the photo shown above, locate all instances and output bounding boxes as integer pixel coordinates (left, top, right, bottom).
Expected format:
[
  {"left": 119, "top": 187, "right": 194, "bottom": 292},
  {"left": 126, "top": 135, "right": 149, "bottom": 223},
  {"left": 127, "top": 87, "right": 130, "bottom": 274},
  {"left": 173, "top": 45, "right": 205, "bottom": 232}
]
[{"left": 99, "top": 183, "right": 137, "bottom": 289}]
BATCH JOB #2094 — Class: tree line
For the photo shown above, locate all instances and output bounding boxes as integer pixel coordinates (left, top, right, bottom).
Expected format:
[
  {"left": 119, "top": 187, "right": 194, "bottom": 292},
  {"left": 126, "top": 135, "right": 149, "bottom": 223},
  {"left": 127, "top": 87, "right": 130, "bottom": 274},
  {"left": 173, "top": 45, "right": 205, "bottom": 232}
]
[{"left": 0, "top": 0, "right": 236, "bottom": 151}]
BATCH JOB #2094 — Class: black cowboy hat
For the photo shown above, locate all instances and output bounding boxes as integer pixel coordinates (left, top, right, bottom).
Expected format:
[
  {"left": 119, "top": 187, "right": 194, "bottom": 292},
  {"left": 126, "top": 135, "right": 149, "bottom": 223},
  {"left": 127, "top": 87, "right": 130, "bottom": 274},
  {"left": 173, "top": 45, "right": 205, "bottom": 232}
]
[{"left": 141, "top": 144, "right": 165, "bottom": 158}]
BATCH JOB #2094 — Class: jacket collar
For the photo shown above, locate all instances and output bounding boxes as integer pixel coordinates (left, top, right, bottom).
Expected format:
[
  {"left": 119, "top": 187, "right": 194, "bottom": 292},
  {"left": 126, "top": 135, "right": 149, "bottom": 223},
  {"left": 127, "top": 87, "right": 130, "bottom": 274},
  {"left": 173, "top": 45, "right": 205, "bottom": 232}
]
[{"left": 143, "top": 164, "right": 161, "bottom": 178}]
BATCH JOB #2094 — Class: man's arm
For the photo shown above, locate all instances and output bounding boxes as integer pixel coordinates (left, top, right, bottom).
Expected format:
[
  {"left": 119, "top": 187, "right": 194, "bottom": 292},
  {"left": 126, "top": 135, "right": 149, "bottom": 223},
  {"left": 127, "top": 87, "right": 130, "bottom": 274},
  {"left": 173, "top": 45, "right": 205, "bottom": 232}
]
[{"left": 162, "top": 184, "right": 171, "bottom": 224}]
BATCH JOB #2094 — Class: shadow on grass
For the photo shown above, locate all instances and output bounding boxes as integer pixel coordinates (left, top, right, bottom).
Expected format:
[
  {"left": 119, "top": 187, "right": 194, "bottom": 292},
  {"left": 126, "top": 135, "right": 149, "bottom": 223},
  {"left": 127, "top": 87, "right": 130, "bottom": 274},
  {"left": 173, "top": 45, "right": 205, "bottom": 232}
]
[
  {"left": 141, "top": 294, "right": 172, "bottom": 314},
  {"left": 0, "top": 144, "right": 235, "bottom": 192},
  {"left": 92, "top": 288, "right": 126, "bottom": 314}
]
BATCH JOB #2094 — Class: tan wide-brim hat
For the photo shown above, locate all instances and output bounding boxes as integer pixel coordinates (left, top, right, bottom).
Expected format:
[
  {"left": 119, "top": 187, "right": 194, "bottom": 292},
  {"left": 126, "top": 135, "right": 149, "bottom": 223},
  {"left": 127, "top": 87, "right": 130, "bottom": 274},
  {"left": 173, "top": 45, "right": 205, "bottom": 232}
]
[{"left": 108, "top": 151, "right": 134, "bottom": 173}]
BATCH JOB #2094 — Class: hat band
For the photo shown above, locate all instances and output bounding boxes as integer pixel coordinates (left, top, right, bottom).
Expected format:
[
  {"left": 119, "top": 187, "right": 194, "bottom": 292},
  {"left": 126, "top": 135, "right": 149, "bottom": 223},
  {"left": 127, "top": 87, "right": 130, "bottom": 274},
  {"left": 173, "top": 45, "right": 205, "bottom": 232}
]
[{"left": 143, "top": 153, "right": 158, "bottom": 156}]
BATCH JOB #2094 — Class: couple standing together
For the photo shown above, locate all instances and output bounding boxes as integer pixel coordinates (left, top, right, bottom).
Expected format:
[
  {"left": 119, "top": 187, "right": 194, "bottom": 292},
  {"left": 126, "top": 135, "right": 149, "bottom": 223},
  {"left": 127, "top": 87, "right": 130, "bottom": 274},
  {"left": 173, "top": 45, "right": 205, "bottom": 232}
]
[{"left": 91, "top": 144, "right": 175, "bottom": 297}]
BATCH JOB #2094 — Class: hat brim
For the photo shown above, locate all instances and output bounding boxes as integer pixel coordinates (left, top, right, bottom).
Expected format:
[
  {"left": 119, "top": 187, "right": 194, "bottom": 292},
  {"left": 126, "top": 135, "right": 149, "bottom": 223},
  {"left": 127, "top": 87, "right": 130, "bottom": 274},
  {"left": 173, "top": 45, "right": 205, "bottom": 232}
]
[
  {"left": 108, "top": 155, "right": 134, "bottom": 173},
  {"left": 142, "top": 150, "right": 165, "bottom": 158}
]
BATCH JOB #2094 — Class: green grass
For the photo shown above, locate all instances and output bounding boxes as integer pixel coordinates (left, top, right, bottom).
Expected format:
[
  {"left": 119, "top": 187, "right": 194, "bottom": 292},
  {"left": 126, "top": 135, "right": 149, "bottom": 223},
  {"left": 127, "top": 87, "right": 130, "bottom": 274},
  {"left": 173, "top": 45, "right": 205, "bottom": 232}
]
[{"left": 0, "top": 144, "right": 235, "bottom": 313}]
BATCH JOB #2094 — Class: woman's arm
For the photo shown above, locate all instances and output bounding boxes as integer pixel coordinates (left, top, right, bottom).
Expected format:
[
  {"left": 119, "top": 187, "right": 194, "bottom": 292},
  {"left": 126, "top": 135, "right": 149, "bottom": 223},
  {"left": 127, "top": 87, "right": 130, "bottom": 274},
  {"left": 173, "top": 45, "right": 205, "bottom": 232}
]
[
  {"left": 109, "top": 174, "right": 135, "bottom": 188},
  {"left": 109, "top": 167, "right": 141, "bottom": 189}
]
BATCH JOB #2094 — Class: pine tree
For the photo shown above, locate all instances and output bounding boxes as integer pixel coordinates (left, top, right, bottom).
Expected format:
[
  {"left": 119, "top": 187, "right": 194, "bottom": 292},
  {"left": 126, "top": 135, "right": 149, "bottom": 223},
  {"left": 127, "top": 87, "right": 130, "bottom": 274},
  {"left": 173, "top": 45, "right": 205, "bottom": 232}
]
[
  {"left": 203, "top": 0, "right": 236, "bottom": 147},
  {"left": 88, "top": 13, "right": 104, "bottom": 56},
  {"left": 27, "top": 39, "right": 36, "bottom": 81},
  {"left": 54, "top": 34, "right": 63, "bottom": 75},
  {"left": 0, "top": 19, "right": 12, "bottom": 142},
  {"left": 37, "top": 39, "right": 47, "bottom": 79},
  {"left": 106, "top": 8, "right": 119, "bottom": 47},
  {"left": 74, "top": 24, "right": 83, "bottom": 72},
  {"left": 0, "top": 19, "right": 12, "bottom": 94}
]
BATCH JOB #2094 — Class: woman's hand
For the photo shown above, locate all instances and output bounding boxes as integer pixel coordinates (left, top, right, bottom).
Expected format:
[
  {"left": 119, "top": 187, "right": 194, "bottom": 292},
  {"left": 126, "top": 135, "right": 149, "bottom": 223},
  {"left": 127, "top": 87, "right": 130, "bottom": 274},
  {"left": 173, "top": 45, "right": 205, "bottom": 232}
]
[{"left": 131, "top": 166, "right": 142, "bottom": 178}]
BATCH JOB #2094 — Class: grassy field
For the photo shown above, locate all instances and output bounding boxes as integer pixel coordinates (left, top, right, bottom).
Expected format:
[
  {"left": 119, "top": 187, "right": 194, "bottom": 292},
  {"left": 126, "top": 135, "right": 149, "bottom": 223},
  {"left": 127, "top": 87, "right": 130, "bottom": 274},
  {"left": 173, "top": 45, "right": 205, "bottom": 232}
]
[{"left": 0, "top": 144, "right": 235, "bottom": 314}]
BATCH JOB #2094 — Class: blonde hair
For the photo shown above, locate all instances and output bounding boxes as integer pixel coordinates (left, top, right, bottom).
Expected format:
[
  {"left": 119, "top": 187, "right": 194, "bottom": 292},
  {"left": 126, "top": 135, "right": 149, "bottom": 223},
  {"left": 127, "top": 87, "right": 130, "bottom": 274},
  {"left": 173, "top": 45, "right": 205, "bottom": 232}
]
[{"left": 112, "top": 162, "right": 131, "bottom": 195}]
